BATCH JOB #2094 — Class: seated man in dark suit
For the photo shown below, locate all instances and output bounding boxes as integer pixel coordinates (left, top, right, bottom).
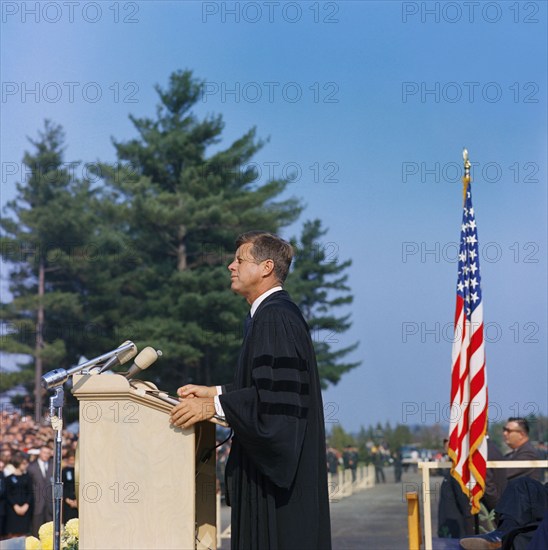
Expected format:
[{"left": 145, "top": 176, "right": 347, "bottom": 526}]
[{"left": 502, "top": 417, "right": 541, "bottom": 481}]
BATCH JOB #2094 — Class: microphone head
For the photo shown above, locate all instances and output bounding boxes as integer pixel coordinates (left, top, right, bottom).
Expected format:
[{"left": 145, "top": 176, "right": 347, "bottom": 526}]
[
  {"left": 124, "top": 347, "right": 161, "bottom": 379},
  {"left": 133, "top": 347, "right": 161, "bottom": 371},
  {"left": 41, "top": 368, "right": 68, "bottom": 389},
  {"left": 97, "top": 340, "right": 138, "bottom": 373},
  {"left": 117, "top": 341, "right": 138, "bottom": 365}
]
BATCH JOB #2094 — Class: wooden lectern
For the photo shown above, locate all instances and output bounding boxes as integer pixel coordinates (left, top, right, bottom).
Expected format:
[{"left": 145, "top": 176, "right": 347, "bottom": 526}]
[{"left": 72, "top": 374, "right": 217, "bottom": 549}]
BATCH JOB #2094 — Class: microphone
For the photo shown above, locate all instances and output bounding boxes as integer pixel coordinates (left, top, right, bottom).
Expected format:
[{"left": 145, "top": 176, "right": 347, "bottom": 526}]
[
  {"left": 41, "top": 341, "right": 138, "bottom": 389},
  {"left": 97, "top": 341, "right": 138, "bottom": 373},
  {"left": 41, "top": 368, "right": 70, "bottom": 389},
  {"left": 125, "top": 347, "right": 162, "bottom": 379}
]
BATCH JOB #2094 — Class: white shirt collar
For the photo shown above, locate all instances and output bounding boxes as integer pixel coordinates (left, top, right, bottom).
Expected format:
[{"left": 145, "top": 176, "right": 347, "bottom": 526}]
[{"left": 250, "top": 286, "right": 283, "bottom": 317}]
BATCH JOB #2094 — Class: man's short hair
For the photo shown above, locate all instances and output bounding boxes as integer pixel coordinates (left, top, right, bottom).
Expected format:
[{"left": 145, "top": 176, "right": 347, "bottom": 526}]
[
  {"left": 508, "top": 417, "right": 530, "bottom": 434},
  {"left": 236, "top": 231, "right": 294, "bottom": 283}
]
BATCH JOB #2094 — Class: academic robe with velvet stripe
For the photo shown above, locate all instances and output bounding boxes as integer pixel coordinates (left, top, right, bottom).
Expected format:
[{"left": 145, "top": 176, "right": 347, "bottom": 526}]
[{"left": 219, "top": 290, "right": 332, "bottom": 550}]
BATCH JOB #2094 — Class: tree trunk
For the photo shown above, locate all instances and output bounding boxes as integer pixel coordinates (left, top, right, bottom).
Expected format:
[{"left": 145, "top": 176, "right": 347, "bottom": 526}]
[
  {"left": 34, "top": 259, "right": 45, "bottom": 422},
  {"left": 177, "top": 226, "right": 187, "bottom": 271}
]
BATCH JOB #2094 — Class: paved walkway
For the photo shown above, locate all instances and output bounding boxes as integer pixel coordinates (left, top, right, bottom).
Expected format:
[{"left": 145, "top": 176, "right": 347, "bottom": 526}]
[
  {"left": 330, "top": 468, "right": 425, "bottom": 549},
  {"left": 219, "top": 468, "right": 460, "bottom": 549}
]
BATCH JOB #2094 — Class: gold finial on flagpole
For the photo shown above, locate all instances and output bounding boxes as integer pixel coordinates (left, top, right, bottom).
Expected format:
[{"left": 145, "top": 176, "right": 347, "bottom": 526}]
[{"left": 462, "top": 147, "right": 471, "bottom": 203}]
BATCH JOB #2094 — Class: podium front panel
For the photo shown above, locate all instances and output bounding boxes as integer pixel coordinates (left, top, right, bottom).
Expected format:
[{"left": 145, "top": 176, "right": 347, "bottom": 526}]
[{"left": 73, "top": 374, "right": 198, "bottom": 549}]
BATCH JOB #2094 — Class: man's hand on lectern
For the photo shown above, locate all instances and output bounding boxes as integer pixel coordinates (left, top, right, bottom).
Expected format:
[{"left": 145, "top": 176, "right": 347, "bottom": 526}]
[
  {"left": 177, "top": 384, "right": 217, "bottom": 399},
  {"left": 170, "top": 396, "right": 215, "bottom": 429}
]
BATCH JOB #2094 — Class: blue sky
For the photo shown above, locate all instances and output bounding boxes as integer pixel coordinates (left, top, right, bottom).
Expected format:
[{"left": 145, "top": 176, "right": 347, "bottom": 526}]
[{"left": 1, "top": 1, "right": 547, "bottom": 432}]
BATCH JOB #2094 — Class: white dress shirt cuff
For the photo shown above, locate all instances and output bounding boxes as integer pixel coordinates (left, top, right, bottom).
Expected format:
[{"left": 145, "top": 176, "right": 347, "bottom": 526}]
[{"left": 214, "top": 386, "right": 225, "bottom": 418}]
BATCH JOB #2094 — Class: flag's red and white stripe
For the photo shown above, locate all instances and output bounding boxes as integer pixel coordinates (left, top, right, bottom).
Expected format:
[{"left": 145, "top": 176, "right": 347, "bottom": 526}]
[{"left": 448, "top": 182, "right": 488, "bottom": 514}]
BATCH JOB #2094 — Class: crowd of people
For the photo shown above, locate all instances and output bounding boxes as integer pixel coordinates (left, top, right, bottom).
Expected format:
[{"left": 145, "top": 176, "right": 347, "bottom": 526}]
[{"left": 0, "top": 408, "right": 78, "bottom": 540}]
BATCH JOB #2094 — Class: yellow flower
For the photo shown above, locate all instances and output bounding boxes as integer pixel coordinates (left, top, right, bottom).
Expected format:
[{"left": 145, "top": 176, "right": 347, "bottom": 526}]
[
  {"left": 38, "top": 521, "right": 54, "bottom": 550},
  {"left": 38, "top": 521, "right": 54, "bottom": 539},
  {"left": 25, "top": 536, "right": 42, "bottom": 550},
  {"left": 64, "top": 518, "right": 79, "bottom": 538}
]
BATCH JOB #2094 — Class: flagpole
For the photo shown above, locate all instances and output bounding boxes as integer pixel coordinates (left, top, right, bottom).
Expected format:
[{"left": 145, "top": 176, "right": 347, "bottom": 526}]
[{"left": 462, "top": 147, "right": 471, "bottom": 203}]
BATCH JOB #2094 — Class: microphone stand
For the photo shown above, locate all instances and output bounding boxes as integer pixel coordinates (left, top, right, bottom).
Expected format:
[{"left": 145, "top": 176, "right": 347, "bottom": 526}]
[{"left": 49, "top": 387, "right": 65, "bottom": 550}]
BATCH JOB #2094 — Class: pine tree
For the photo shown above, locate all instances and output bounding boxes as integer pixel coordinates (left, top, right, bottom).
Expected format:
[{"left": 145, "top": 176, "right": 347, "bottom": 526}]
[
  {"left": 94, "top": 70, "right": 302, "bottom": 390},
  {"left": 286, "top": 219, "right": 360, "bottom": 387},
  {"left": 0, "top": 121, "right": 102, "bottom": 419}
]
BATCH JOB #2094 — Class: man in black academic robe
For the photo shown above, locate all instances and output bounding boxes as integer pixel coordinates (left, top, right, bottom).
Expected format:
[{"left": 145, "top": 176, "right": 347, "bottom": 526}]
[{"left": 170, "top": 231, "right": 332, "bottom": 550}]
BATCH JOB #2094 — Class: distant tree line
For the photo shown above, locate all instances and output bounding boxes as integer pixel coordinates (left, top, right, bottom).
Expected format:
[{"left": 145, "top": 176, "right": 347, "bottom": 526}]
[{"left": 327, "top": 414, "right": 548, "bottom": 462}]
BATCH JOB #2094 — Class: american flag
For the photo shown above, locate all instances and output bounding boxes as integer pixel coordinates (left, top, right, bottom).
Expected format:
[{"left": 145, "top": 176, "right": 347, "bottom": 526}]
[{"left": 447, "top": 177, "right": 488, "bottom": 515}]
